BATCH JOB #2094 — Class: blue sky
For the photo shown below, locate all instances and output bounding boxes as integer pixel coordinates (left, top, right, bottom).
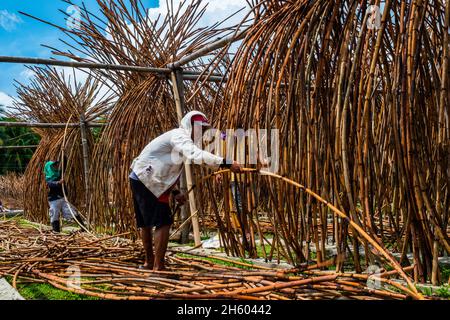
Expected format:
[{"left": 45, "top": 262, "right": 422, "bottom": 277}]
[{"left": 0, "top": 0, "right": 158, "bottom": 105}]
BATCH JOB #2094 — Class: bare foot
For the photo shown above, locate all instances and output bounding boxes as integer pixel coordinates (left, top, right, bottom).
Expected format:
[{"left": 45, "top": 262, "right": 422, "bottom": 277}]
[
  {"left": 139, "top": 264, "right": 153, "bottom": 270},
  {"left": 153, "top": 261, "right": 168, "bottom": 271},
  {"left": 140, "top": 256, "right": 154, "bottom": 270},
  {"left": 153, "top": 265, "right": 166, "bottom": 271}
]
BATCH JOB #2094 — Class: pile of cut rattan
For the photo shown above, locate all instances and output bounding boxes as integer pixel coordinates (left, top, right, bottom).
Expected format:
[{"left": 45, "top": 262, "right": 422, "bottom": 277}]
[{"left": 0, "top": 219, "right": 428, "bottom": 300}]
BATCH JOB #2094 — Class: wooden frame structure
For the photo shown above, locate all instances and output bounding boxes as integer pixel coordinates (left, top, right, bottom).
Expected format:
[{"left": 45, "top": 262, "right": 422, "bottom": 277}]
[{"left": 0, "top": 29, "right": 246, "bottom": 246}]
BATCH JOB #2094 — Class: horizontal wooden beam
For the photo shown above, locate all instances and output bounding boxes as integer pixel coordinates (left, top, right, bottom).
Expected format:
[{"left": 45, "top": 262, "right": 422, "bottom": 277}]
[
  {"left": 0, "top": 122, "right": 106, "bottom": 128},
  {"left": 182, "top": 74, "right": 227, "bottom": 82},
  {"left": 0, "top": 145, "right": 38, "bottom": 150},
  {"left": 0, "top": 56, "right": 172, "bottom": 74},
  {"left": 0, "top": 56, "right": 225, "bottom": 80}
]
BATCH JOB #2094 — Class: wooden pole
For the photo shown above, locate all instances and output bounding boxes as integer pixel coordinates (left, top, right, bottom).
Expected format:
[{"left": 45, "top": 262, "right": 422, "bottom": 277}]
[
  {"left": 170, "top": 68, "right": 202, "bottom": 247},
  {"left": 0, "top": 56, "right": 224, "bottom": 80},
  {"left": 0, "top": 56, "right": 172, "bottom": 74},
  {"left": 79, "top": 114, "right": 90, "bottom": 209},
  {"left": 0, "top": 121, "right": 105, "bottom": 128},
  {"left": 182, "top": 74, "right": 226, "bottom": 82},
  {"left": 0, "top": 145, "right": 38, "bottom": 150},
  {"left": 178, "top": 174, "right": 190, "bottom": 244}
]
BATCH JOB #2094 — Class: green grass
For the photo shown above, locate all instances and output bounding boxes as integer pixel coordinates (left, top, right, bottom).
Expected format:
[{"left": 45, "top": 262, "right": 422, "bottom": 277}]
[
  {"left": 5, "top": 277, "right": 98, "bottom": 300},
  {"left": 435, "top": 285, "right": 450, "bottom": 299},
  {"left": 327, "top": 265, "right": 337, "bottom": 271},
  {"left": 419, "top": 284, "right": 450, "bottom": 299},
  {"left": 441, "top": 265, "right": 450, "bottom": 283},
  {"left": 12, "top": 217, "right": 39, "bottom": 229},
  {"left": 420, "top": 286, "right": 433, "bottom": 297},
  {"left": 18, "top": 283, "right": 98, "bottom": 300},
  {"left": 255, "top": 244, "right": 273, "bottom": 257},
  {"left": 384, "top": 264, "right": 394, "bottom": 272},
  {"left": 176, "top": 253, "right": 254, "bottom": 270}
]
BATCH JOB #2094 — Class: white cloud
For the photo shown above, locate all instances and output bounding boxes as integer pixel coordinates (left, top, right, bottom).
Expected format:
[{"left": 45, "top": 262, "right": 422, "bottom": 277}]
[
  {"left": 147, "top": 0, "right": 251, "bottom": 54},
  {"left": 148, "top": 0, "right": 250, "bottom": 34},
  {"left": 0, "top": 91, "right": 15, "bottom": 114},
  {"left": 0, "top": 10, "right": 23, "bottom": 32},
  {"left": 148, "top": 0, "right": 249, "bottom": 24},
  {"left": 97, "top": 1, "right": 251, "bottom": 62},
  {"left": 20, "top": 69, "right": 35, "bottom": 80}
]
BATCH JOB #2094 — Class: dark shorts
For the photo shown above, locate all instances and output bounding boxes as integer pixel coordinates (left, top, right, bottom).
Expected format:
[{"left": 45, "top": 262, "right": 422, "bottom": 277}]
[{"left": 129, "top": 178, "right": 173, "bottom": 228}]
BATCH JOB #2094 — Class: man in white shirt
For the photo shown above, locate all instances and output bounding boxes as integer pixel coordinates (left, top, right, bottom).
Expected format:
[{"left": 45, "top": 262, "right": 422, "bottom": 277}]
[{"left": 129, "top": 111, "right": 241, "bottom": 270}]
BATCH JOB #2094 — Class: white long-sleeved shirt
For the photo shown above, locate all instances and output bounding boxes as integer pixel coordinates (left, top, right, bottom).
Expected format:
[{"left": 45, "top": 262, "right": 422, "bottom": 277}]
[{"left": 130, "top": 111, "right": 224, "bottom": 197}]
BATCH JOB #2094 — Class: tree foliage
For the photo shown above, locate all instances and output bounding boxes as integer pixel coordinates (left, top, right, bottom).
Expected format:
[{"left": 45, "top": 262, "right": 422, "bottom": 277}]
[{"left": 0, "top": 106, "right": 41, "bottom": 174}]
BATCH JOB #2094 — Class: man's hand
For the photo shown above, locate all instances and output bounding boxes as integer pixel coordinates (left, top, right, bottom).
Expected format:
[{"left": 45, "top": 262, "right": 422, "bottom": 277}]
[
  {"left": 174, "top": 193, "right": 187, "bottom": 205},
  {"left": 230, "top": 161, "right": 242, "bottom": 173},
  {"left": 58, "top": 179, "right": 64, "bottom": 185}
]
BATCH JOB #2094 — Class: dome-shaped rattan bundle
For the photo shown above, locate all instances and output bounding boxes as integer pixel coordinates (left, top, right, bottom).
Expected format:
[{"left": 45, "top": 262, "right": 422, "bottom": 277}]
[
  {"left": 13, "top": 67, "right": 113, "bottom": 224},
  {"left": 215, "top": 0, "right": 450, "bottom": 283}
]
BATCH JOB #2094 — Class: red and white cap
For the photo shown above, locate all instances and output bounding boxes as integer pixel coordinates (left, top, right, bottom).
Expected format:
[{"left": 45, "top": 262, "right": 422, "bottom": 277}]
[{"left": 190, "top": 114, "right": 211, "bottom": 127}]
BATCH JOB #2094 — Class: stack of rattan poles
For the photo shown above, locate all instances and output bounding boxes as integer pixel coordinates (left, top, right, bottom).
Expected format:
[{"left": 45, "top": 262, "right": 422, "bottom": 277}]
[
  {"left": 210, "top": 0, "right": 449, "bottom": 285},
  {"left": 0, "top": 219, "right": 427, "bottom": 300}
]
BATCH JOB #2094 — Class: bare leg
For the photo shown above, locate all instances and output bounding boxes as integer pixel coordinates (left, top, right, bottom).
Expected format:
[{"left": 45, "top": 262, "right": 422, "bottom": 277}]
[
  {"left": 141, "top": 226, "right": 154, "bottom": 269},
  {"left": 153, "top": 224, "right": 170, "bottom": 271}
]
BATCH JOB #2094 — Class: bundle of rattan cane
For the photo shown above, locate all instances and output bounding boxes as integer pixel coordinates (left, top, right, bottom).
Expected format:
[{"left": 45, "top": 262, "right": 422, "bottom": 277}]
[
  {"left": 213, "top": 0, "right": 450, "bottom": 285},
  {"left": 0, "top": 219, "right": 425, "bottom": 300},
  {"left": 12, "top": 67, "right": 113, "bottom": 224}
]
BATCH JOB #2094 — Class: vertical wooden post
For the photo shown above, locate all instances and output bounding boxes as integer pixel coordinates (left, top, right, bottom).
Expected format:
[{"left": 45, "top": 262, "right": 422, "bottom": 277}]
[
  {"left": 170, "top": 68, "right": 202, "bottom": 246},
  {"left": 80, "top": 114, "right": 90, "bottom": 209},
  {"left": 178, "top": 173, "right": 190, "bottom": 244},
  {"left": 431, "top": 238, "right": 440, "bottom": 285}
]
